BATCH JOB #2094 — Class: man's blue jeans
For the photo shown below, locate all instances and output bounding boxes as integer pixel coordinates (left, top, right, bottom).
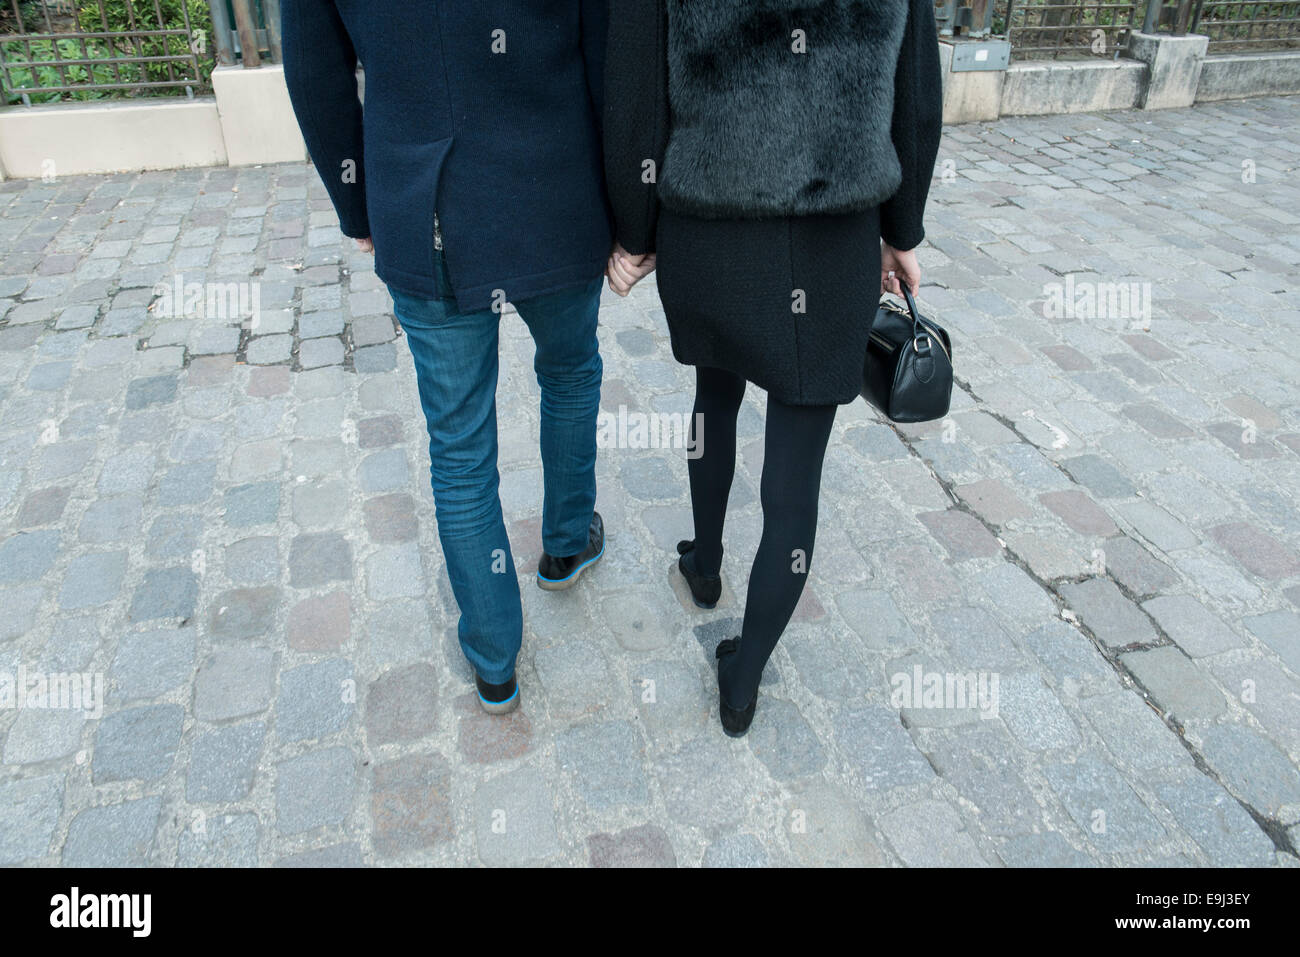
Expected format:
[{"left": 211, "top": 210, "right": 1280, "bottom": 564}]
[{"left": 388, "top": 256, "right": 603, "bottom": 684}]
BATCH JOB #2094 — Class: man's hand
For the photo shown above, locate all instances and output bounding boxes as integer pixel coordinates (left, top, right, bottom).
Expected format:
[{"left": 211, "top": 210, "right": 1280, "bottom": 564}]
[
  {"left": 607, "top": 243, "right": 656, "bottom": 296},
  {"left": 356, "top": 237, "right": 374, "bottom": 255},
  {"left": 881, "top": 242, "right": 919, "bottom": 297}
]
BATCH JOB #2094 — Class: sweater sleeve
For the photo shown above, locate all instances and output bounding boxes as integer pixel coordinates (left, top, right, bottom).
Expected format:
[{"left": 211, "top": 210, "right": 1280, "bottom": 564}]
[
  {"left": 581, "top": 0, "right": 609, "bottom": 136},
  {"left": 880, "top": 0, "right": 942, "bottom": 252},
  {"left": 602, "top": 0, "right": 668, "bottom": 256},
  {"left": 280, "top": 0, "right": 370, "bottom": 239}
]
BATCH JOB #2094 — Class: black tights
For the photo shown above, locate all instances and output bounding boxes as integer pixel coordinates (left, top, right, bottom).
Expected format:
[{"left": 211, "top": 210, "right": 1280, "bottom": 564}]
[{"left": 686, "top": 366, "right": 837, "bottom": 708}]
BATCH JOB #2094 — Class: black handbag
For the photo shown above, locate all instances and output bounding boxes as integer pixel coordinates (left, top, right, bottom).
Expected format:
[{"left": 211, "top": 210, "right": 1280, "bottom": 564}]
[{"left": 860, "top": 285, "right": 953, "bottom": 423}]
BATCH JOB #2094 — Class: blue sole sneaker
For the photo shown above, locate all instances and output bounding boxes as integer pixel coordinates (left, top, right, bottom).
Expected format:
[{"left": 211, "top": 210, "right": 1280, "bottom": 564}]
[
  {"left": 474, "top": 671, "right": 520, "bottom": 715},
  {"left": 537, "top": 511, "right": 604, "bottom": 591}
]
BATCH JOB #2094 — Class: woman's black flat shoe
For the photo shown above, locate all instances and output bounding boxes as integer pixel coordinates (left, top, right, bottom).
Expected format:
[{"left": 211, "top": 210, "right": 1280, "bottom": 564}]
[
  {"left": 677, "top": 539, "right": 722, "bottom": 609},
  {"left": 715, "top": 637, "right": 756, "bottom": 737}
]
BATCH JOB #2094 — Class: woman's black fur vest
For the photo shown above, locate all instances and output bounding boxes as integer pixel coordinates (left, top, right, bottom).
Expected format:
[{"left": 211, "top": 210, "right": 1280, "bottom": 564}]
[{"left": 661, "top": 0, "right": 909, "bottom": 219}]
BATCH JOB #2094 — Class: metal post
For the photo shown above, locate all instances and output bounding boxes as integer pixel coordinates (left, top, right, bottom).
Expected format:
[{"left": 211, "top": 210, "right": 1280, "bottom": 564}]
[
  {"left": 1143, "top": 0, "right": 1160, "bottom": 34},
  {"left": 262, "top": 0, "right": 282, "bottom": 63},
  {"left": 230, "top": 0, "right": 261, "bottom": 67},
  {"left": 209, "top": 0, "right": 236, "bottom": 66}
]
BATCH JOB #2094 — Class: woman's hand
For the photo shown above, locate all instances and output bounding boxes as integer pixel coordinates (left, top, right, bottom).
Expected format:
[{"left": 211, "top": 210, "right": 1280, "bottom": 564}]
[
  {"left": 356, "top": 237, "right": 374, "bottom": 255},
  {"left": 607, "top": 243, "right": 657, "bottom": 296},
  {"left": 880, "top": 242, "right": 919, "bottom": 297}
]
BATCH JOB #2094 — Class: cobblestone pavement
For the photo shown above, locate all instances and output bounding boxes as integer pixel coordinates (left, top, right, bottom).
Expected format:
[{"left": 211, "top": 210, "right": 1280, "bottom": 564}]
[{"left": 2, "top": 95, "right": 1299, "bottom": 868}]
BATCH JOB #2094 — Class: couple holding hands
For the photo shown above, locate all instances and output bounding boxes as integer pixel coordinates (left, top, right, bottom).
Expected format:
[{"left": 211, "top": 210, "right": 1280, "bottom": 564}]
[{"left": 282, "top": 0, "right": 941, "bottom": 736}]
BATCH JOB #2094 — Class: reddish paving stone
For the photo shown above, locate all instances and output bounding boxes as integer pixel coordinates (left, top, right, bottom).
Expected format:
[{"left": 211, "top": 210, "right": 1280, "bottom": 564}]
[
  {"left": 918, "top": 509, "right": 1002, "bottom": 561},
  {"left": 587, "top": 823, "right": 676, "bottom": 868},
  {"left": 1209, "top": 523, "right": 1300, "bottom": 580},
  {"left": 17, "top": 485, "right": 72, "bottom": 527},
  {"left": 1040, "top": 343, "right": 1093, "bottom": 371},
  {"left": 370, "top": 752, "right": 453, "bottom": 858},
  {"left": 454, "top": 692, "right": 532, "bottom": 764},
  {"left": 507, "top": 515, "right": 543, "bottom": 568},
  {"left": 287, "top": 590, "right": 350, "bottom": 651},
  {"left": 187, "top": 354, "right": 236, "bottom": 388},
  {"left": 1039, "top": 489, "right": 1118, "bottom": 537},
  {"left": 884, "top": 544, "right": 962, "bottom": 603},
  {"left": 247, "top": 364, "right": 290, "bottom": 397},
  {"left": 1121, "top": 334, "right": 1178, "bottom": 361},
  {"left": 1222, "top": 395, "right": 1282, "bottom": 432},
  {"left": 364, "top": 493, "right": 418, "bottom": 543},
  {"left": 956, "top": 478, "right": 1034, "bottom": 526},
  {"left": 358, "top": 414, "right": 403, "bottom": 449},
  {"left": 1205, "top": 421, "right": 1280, "bottom": 460},
  {"left": 791, "top": 584, "right": 826, "bottom": 622},
  {"left": 365, "top": 663, "right": 439, "bottom": 745},
  {"left": 1123, "top": 403, "right": 1195, "bottom": 439}
]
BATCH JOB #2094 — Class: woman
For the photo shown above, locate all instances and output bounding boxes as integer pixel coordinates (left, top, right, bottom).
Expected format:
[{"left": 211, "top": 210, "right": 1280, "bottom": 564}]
[{"left": 603, "top": 0, "right": 942, "bottom": 736}]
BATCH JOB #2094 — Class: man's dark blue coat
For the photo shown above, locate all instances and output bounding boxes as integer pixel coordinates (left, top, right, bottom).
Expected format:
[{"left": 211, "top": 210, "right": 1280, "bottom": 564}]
[{"left": 281, "top": 1, "right": 612, "bottom": 312}]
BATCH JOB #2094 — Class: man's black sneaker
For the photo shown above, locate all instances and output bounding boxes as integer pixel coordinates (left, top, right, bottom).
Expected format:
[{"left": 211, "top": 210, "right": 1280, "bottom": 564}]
[
  {"left": 677, "top": 539, "right": 722, "bottom": 608},
  {"left": 474, "top": 671, "right": 520, "bottom": 715},
  {"left": 537, "top": 511, "right": 604, "bottom": 590}
]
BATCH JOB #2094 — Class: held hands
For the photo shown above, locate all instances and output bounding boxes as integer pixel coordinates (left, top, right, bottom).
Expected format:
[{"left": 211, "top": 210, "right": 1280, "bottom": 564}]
[
  {"left": 880, "top": 241, "right": 919, "bottom": 297},
  {"left": 606, "top": 242, "right": 656, "bottom": 296},
  {"left": 356, "top": 237, "right": 374, "bottom": 255}
]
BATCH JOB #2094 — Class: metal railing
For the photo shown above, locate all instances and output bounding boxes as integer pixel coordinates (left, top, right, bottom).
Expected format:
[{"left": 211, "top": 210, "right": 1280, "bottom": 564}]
[
  {"left": 0, "top": 0, "right": 279, "bottom": 105},
  {"left": 1000, "top": 0, "right": 1300, "bottom": 56},
  {"left": 1190, "top": 1, "right": 1300, "bottom": 50},
  {"left": 1000, "top": 1, "right": 1143, "bottom": 58}
]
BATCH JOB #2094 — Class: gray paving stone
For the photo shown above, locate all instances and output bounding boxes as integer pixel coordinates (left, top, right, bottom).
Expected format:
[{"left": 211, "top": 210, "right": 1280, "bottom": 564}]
[
  {"left": 289, "top": 532, "right": 353, "bottom": 587},
  {"left": 129, "top": 566, "right": 198, "bottom": 622},
  {"left": 0, "top": 774, "right": 64, "bottom": 864},
  {"left": 996, "top": 671, "right": 1081, "bottom": 750},
  {"left": 1242, "top": 610, "right": 1300, "bottom": 674},
  {"left": 474, "top": 765, "right": 561, "bottom": 866},
  {"left": 186, "top": 720, "right": 267, "bottom": 803},
  {"left": 0, "top": 528, "right": 61, "bottom": 584},
  {"left": 62, "top": 796, "right": 162, "bottom": 867},
  {"left": 277, "top": 658, "right": 354, "bottom": 743},
  {"left": 1044, "top": 755, "right": 1167, "bottom": 853},
  {"left": 556, "top": 720, "right": 649, "bottom": 810},
  {"left": 2, "top": 708, "right": 87, "bottom": 765},
  {"left": 194, "top": 646, "right": 276, "bottom": 721},
  {"left": 177, "top": 813, "right": 260, "bottom": 866},
  {"left": 996, "top": 831, "right": 1093, "bottom": 867},
  {"left": 835, "top": 705, "right": 935, "bottom": 790},
  {"left": 878, "top": 800, "right": 989, "bottom": 867},
  {"left": 1154, "top": 768, "right": 1276, "bottom": 866},
  {"left": 1060, "top": 578, "right": 1157, "bottom": 649},
  {"left": 1142, "top": 595, "right": 1243, "bottom": 658},
  {"left": 275, "top": 746, "right": 356, "bottom": 835},
  {"left": 92, "top": 704, "right": 184, "bottom": 783},
  {"left": 110, "top": 626, "right": 196, "bottom": 700},
  {"left": 274, "top": 843, "right": 365, "bottom": 867},
  {"left": 58, "top": 550, "right": 127, "bottom": 610},
  {"left": 746, "top": 698, "right": 827, "bottom": 780},
  {"left": 1197, "top": 724, "right": 1300, "bottom": 817},
  {"left": 223, "top": 481, "right": 280, "bottom": 527},
  {"left": 1122, "top": 646, "right": 1227, "bottom": 721},
  {"left": 703, "top": 833, "right": 770, "bottom": 868}
]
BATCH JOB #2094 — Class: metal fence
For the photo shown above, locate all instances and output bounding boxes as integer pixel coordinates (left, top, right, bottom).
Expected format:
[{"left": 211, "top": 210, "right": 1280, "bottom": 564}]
[
  {"left": 0, "top": 0, "right": 278, "bottom": 105},
  {"left": 1000, "top": 0, "right": 1300, "bottom": 56},
  {"left": 1000, "top": 1, "right": 1143, "bottom": 58},
  {"left": 1191, "top": 1, "right": 1300, "bottom": 50}
]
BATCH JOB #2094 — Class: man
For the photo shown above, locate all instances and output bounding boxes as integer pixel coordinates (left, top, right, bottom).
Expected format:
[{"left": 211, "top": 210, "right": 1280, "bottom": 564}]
[{"left": 281, "top": 1, "right": 611, "bottom": 714}]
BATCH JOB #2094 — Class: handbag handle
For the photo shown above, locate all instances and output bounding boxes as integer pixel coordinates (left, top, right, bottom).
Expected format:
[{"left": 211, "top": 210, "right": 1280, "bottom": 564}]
[{"left": 898, "top": 284, "right": 932, "bottom": 355}]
